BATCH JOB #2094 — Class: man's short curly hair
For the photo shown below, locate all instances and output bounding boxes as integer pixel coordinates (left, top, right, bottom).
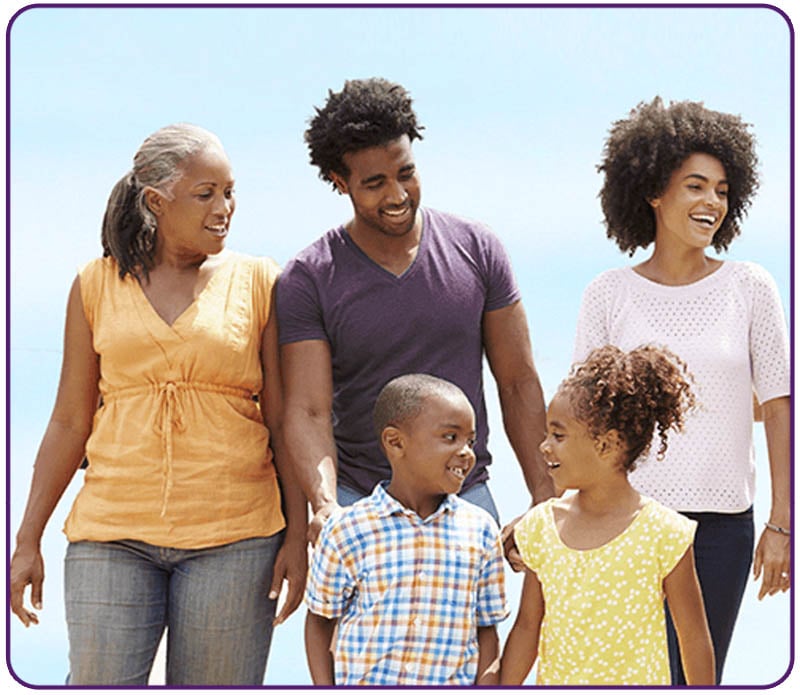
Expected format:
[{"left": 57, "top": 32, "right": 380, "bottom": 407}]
[
  {"left": 598, "top": 97, "right": 759, "bottom": 255},
  {"left": 305, "top": 77, "right": 424, "bottom": 189}
]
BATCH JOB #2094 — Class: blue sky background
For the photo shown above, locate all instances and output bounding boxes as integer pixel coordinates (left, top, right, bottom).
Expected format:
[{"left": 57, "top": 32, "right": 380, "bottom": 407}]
[{"left": 3, "top": 0, "right": 795, "bottom": 690}]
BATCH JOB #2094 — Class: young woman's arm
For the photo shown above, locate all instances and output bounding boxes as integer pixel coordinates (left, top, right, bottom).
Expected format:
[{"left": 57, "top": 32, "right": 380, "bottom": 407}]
[
  {"left": 10, "top": 276, "right": 100, "bottom": 626},
  {"left": 499, "top": 570, "right": 545, "bottom": 684},
  {"left": 304, "top": 611, "right": 336, "bottom": 685},
  {"left": 754, "top": 395, "right": 791, "bottom": 599},
  {"left": 663, "top": 546, "right": 715, "bottom": 685}
]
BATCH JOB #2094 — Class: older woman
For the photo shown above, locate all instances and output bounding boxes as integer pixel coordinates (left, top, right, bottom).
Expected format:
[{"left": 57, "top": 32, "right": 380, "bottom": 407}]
[
  {"left": 574, "top": 97, "right": 790, "bottom": 684},
  {"left": 9, "top": 124, "right": 307, "bottom": 685}
]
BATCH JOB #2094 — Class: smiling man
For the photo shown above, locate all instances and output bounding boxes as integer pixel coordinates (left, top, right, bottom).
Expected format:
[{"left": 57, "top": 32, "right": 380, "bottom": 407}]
[{"left": 276, "top": 78, "right": 553, "bottom": 539}]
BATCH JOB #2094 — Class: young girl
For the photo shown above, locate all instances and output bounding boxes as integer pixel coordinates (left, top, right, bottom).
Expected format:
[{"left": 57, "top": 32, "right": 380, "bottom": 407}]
[{"left": 499, "top": 345, "right": 714, "bottom": 686}]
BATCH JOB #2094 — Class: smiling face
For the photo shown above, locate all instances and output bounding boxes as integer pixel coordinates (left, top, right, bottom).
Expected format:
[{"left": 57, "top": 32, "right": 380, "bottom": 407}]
[
  {"left": 330, "top": 134, "right": 421, "bottom": 241},
  {"left": 539, "top": 391, "right": 611, "bottom": 490},
  {"left": 146, "top": 144, "right": 236, "bottom": 259},
  {"left": 384, "top": 391, "right": 476, "bottom": 515},
  {"left": 649, "top": 152, "right": 729, "bottom": 251}
]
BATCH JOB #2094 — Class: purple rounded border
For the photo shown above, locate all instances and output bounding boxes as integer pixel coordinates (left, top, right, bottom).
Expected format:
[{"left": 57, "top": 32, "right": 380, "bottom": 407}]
[{"left": 3, "top": 2, "right": 795, "bottom": 690}]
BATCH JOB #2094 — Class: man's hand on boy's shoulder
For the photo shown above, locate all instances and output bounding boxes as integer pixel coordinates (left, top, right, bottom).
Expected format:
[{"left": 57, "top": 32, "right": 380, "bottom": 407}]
[
  {"left": 501, "top": 515, "right": 526, "bottom": 572},
  {"left": 308, "top": 500, "right": 344, "bottom": 545}
]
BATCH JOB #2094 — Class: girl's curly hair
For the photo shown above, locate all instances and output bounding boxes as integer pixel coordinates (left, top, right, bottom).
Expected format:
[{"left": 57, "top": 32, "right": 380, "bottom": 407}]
[
  {"left": 561, "top": 345, "right": 696, "bottom": 470},
  {"left": 304, "top": 77, "right": 424, "bottom": 189},
  {"left": 598, "top": 97, "right": 759, "bottom": 255}
]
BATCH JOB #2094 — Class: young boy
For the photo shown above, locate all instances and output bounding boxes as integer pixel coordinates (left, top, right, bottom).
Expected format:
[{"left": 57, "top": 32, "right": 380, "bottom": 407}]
[{"left": 304, "top": 374, "right": 508, "bottom": 685}]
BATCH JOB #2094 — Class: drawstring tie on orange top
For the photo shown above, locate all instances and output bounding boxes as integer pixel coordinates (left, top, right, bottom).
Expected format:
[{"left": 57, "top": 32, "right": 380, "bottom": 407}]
[
  {"left": 154, "top": 382, "right": 186, "bottom": 518},
  {"left": 104, "top": 381, "right": 254, "bottom": 518}
]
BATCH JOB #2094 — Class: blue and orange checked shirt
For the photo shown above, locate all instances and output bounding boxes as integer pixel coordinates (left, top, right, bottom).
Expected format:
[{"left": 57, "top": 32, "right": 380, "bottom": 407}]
[{"left": 306, "top": 482, "right": 509, "bottom": 685}]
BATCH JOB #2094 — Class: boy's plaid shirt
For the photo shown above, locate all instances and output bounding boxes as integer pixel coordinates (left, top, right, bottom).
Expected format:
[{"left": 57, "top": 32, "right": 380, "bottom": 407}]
[{"left": 306, "top": 482, "right": 508, "bottom": 685}]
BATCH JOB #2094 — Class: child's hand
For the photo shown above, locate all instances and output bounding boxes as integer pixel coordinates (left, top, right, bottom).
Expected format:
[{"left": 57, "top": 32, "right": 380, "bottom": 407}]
[{"left": 501, "top": 515, "right": 526, "bottom": 572}]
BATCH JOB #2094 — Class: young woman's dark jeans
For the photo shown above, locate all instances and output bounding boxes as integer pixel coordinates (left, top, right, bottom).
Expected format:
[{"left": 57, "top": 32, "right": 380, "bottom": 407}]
[{"left": 666, "top": 507, "right": 755, "bottom": 685}]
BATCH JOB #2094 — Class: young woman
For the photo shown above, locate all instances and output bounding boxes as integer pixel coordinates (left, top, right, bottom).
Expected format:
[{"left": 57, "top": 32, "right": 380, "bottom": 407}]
[{"left": 574, "top": 98, "right": 790, "bottom": 684}]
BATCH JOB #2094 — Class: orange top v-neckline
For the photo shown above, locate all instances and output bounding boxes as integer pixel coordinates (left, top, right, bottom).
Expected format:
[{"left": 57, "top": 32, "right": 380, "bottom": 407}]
[{"left": 133, "top": 258, "right": 228, "bottom": 330}]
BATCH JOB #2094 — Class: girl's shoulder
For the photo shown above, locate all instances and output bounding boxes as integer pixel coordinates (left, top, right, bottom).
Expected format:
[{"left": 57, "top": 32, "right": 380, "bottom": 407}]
[
  {"left": 517, "top": 498, "right": 557, "bottom": 539},
  {"left": 515, "top": 499, "right": 558, "bottom": 572},
  {"left": 639, "top": 497, "right": 697, "bottom": 539},
  {"left": 522, "top": 496, "right": 557, "bottom": 519},
  {"left": 638, "top": 499, "right": 698, "bottom": 577}
]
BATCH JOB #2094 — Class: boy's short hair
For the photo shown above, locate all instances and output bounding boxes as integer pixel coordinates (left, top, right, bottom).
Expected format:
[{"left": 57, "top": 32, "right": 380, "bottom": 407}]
[
  {"left": 304, "top": 77, "right": 424, "bottom": 188},
  {"left": 373, "top": 374, "right": 466, "bottom": 437}
]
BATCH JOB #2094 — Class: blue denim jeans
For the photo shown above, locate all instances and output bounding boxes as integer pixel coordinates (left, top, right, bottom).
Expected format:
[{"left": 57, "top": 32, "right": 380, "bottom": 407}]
[
  {"left": 64, "top": 532, "right": 284, "bottom": 685},
  {"left": 338, "top": 480, "right": 500, "bottom": 525},
  {"left": 666, "top": 508, "right": 755, "bottom": 685}
]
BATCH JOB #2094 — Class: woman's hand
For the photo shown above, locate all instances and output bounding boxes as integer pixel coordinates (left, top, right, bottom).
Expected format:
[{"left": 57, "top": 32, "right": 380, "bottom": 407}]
[
  {"left": 9, "top": 277, "right": 99, "bottom": 629},
  {"left": 753, "top": 526, "right": 790, "bottom": 600},
  {"left": 269, "top": 534, "right": 308, "bottom": 625},
  {"left": 9, "top": 543, "right": 45, "bottom": 627}
]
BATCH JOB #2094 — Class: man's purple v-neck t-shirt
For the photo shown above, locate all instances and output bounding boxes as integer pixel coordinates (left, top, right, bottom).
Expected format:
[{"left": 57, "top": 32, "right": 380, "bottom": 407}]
[{"left": 276, "top": 207, "right": 521, "bottom": 495}]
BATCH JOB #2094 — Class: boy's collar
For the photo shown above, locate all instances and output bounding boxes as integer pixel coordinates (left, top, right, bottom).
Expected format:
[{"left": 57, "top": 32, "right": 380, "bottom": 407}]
[{"left": 372, "top": 480, "right": 457, "bottom": 521}]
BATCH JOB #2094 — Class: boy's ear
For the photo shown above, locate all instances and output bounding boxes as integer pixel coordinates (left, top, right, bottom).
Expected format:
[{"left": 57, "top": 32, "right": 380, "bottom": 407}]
[{"left": 381, "top": 426, "right": 405, "bottom": 456}]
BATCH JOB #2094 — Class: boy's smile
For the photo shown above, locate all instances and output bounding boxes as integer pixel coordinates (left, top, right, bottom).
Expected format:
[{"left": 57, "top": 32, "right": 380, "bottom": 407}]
[
  {"left": 385, "top": 391, "right": 477, "bottom": 518},
  {"left": 447, "top": 462, "right": 469, "bottom": 482}
]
